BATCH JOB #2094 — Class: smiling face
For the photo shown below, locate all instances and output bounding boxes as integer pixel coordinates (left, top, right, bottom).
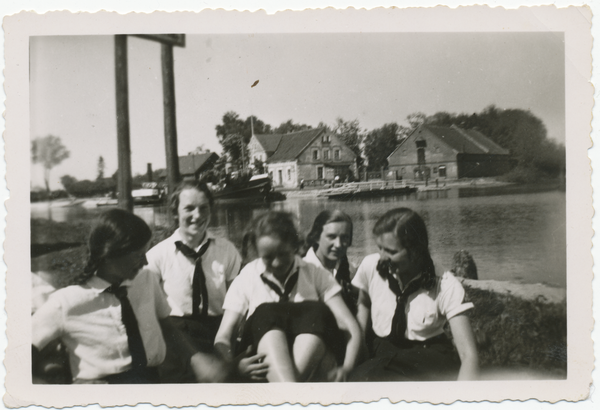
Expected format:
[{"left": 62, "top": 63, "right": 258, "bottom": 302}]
[
  {"left": 256, "top": 235, "right": 296, "bottom": 281},
  {"left": 177, "top": 188, "right": 211, "bottom": 246},
  {"left": 375, "top": 232, "right": 415, "bottom": 282},
  {"left": 316, "top": 221, "right": 352, "bottom": 266}
]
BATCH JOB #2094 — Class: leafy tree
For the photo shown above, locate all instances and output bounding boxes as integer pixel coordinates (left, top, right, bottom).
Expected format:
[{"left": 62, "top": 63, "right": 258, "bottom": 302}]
[
  {"left": 215, "top": 111, "right": 271, "bottom": 167},
  {"left": 253, "top": 158, "right": 265, "bottom": 174},
  {"left": 31, "top": 135, "right": 70, "bottom": 193},
  {"left": 273, "top": 120, "right": 312, "bottom": 134},
  {"left": 97, "top": 156, "right": 105, "bottom": 180},
  {"left": 333, "top": 118, "right": 363, "bottom": 156},
  {"left": 406, "top": 112, "right": 427, "bottom": 129},
  {"left": 363, "top": 123, "right": 400, "bottom": 171},
  {"left": 60, "top": 175, "right": 78, "bottom": 192}
]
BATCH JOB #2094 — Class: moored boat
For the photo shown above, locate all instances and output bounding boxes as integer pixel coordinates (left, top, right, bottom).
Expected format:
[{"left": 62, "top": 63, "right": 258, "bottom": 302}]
[{"left": 212, "top": 173, "right": 285, "bottom": 203}]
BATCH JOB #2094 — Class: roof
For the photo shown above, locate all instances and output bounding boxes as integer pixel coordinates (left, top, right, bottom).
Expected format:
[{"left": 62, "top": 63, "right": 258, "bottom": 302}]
[
  {"left": 264, "top": 128, "right": 325, "bottom": 163},
  {"left": 178, "top": 152, "right": 219, "bottom": 175},
  {"left": 419, "top": 125, "right": 509, "bottom": 155},
  {"left": 254, "top": 134, "right": 283, "bottom": 154}
]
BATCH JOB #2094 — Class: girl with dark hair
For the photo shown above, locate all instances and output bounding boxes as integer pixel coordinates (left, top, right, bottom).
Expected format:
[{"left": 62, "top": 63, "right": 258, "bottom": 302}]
[
  {"left": 32, "top": 209, "right": 225, "bottom": 384},
  {"left": 350, "top": 207, "right": 479, "bottom": 381},
  {"left": 214, "top": 211, "right": 362, "bottom": 382},
  {"left": 304, "top": 210, "right": 359, "bottom": 314},
  {"left": 145, "top": 180, "right": 241, "bottom": 382}
]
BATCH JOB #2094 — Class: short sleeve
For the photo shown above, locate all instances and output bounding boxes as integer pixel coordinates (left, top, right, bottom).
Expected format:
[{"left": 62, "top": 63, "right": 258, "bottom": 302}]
[
  {"left": 145, "top": 244, "right": 164, "bottom": 283},
  {"left": 148, "top": 269, "right": 172, "bottom": 319},
  {"left": 352, "top": 254, "right": 379, "bottom": 293},
  {"left": 437, "top": 272, "right": 474, "bottom": 319},
  {"left": 224, "top": 241, "right": 242, "bottom": 283},
  {"left": 312, "top": 264, "right": 341, "bottom": 302},
  {"left": 32, "top": 292, "right": 64, "bottom": 350},
  {"left": 222, "top": 272, "right": 250, "bottom": 315}
]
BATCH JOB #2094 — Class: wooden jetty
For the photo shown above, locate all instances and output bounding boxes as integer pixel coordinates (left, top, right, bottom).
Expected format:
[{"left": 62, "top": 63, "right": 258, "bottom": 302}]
[{"left": 318, "top": 181, "right": 417, "bottom": 200}]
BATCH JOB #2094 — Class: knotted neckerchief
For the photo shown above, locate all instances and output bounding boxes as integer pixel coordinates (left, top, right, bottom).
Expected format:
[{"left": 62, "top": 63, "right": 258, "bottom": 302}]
[
  {"left": 105, "top": 284, "right": 148, "bottom": 371},
  {"left": 175, "top": 239, "right": 211, "bottom": 319},
  {"left": 260, "top": 270, "right": 300, "bottom": 303},
  {"left": 376, "top": 259, "right": 424, "bottom": 345},
  {"left": 335, "top": 256, "right": 359, "bottom": 315}
]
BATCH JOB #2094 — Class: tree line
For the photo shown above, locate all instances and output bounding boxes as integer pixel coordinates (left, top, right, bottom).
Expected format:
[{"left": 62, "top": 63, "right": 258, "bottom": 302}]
[{"left": 215, "top": 105, "right": 565, "bottom": 183}]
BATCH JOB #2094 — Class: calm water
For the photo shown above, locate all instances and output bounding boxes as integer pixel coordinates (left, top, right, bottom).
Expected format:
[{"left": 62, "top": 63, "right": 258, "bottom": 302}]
[{"left": 31, "top": 185, "right": 566, "bottom": 287}]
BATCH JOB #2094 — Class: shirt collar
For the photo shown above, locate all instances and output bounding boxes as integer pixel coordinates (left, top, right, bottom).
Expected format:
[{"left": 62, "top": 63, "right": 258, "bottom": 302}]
[
  {"left": 173, "top": 228, "right": 213, "bottom": 252},
  {"left": 260, "top": 255, "right": 301, "bottom": 288},
  {"left": 304, "top": 247, "right": 339, "bottom": 274}
]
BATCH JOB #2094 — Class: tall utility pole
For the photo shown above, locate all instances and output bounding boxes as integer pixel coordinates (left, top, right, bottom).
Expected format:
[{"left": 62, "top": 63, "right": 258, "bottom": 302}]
[
  {"left": 114, "top": 35, "right": 133, "bottom": 212},
  {"left": 113, "top": 34, "right": 185, "bottom": 215},
  {"left": 161, "top": 43, "right": 180, "bottom": 196}
]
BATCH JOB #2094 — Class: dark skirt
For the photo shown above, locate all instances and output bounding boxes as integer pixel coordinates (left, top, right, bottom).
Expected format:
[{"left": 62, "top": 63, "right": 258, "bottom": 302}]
[
  {"left": 349, "top": 334, "right": 461, "bottom": 382},
  {"left": 239, "top": 301, "right": 345, "bottom": 363},
  {"left": 158, "top": 315, "right": 223, "bottom": 383}
]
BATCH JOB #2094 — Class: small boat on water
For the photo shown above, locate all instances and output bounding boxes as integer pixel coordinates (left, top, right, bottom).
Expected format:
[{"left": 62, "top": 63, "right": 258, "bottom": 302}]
[
  {"left": 212, "top": 173, "right": 285, "bottom": 203},
  {"left": 318, "top": 181, "right": 417, "bottom": 200},
  {"left": 96, "top": 182, "right": 165, "bottom": 207}
]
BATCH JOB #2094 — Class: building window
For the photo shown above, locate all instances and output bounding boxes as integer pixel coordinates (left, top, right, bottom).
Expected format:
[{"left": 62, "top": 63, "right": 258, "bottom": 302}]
[
  {"left": 416, "top": 139, "right": 427, "bottom": 148},
  {"left": 433, "top": 166, "right": 438, "bottom": 174},
  {"left": 287, "top": 168, "right": 291, "bottom": 181},
  {"left": 313, "top": 150, "right": 319, "bottom": 160},
  {"left": 334, "top": 149, "right": 340, "bottom": 160},
  {"left": 324, "top": 150, "right": 330, "bottom": 160},
  {"left": 317, "top": 167, "right": 324, "bottom": 179},
  {"left": 278, "top": 169, "right": 283, "bottom": 184},
  {"left": 322, "top": 134, "right": 331, "bottom": 143},
  {"left": 438, "top": 165, "right": 447, "bottom": 177}
]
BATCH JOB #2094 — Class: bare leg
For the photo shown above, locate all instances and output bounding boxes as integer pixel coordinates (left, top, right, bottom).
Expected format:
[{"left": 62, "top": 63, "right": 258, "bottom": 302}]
[
  {"left": 257, "top": 329, "right": 297, "bottom": 382},
  {"left": 293, "top": 334, "right": 326, "bottom": 382}
]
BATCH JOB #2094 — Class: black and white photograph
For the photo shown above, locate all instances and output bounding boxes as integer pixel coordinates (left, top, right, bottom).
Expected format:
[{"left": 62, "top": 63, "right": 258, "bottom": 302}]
[{"left": 3, "top": 5, "right": 594, "bottom": 408}]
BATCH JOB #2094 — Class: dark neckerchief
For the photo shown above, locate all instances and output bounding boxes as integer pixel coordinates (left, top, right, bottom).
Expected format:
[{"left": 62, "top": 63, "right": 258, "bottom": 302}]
[
  {"left": 334, "top": 255, "right": 359, "bottom": 315},
  {"left": 376, "top": 259, "right": 424, "bottom": 345},
  {"left": 105, "top": 284, "right": 148, "bottom": 371},
  {"left": 260, "top": 267, "right": 300, "bottom": 303},
  {"left": 175, "top": 239, "right": 212, "bottom": 319}
]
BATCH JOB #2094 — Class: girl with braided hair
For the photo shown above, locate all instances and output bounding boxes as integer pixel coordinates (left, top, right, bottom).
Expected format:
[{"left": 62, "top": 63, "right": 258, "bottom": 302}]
[
  {"left": 304, "top": 210, "right": 359, "bottom": 315},
  {"left": 215, "top": 211, "right": 362, "bottom": 382},
  {"left": 32, "top": 209, "right": 226, "bottom": 384},
  {"left": 350, "top": 207, "right": 479, "bottom": 381}
]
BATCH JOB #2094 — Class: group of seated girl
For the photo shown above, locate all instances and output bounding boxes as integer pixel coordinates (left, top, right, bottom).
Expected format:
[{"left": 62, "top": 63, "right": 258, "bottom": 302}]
[{"left": 32, "top": 180, "right": 479, "bottom": 384}]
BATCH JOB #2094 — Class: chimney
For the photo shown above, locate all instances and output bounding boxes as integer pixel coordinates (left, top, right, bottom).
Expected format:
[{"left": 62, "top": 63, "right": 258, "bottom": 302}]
[{"left": 147, "top": 163, "right": 153, "bottom": 182}]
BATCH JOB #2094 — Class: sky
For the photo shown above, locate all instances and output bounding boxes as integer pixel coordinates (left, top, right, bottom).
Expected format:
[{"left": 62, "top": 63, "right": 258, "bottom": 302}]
[{"left": 30, "top": 32, "right": 565, "bottom": 190}]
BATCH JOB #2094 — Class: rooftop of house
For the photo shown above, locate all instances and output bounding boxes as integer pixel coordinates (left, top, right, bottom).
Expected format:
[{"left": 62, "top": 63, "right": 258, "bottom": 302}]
[
  {"left": 414, "top": 125, "right": 510, "bottom": 155},
  {"left": 178, "top": 152, "right": 219, "bottom": 175},
  {"left": 254, "top": 128, "right": 326, "bottom": 163}
]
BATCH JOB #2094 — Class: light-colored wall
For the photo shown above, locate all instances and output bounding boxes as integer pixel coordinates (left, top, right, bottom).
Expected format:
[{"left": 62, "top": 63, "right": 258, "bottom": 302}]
[
  {"left": 266, "top": 160, "right": 298, "bottom": 188},
  {"left": 248, "top": 135, "right": 268, "bottom": 163},
  {"left": 387, "top": 128, "right": 459, "bottom": 180}
]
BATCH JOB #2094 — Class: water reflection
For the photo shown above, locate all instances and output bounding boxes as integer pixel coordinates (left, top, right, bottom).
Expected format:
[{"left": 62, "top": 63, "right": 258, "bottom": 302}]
[{"left": 31, "top": 185, "right": 566, "bottom": 287}]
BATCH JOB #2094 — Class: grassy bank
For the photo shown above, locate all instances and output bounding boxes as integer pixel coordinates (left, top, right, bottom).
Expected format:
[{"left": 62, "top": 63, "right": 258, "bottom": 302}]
[{"left": 32, "top": 218, "right": 567, "bottom": 377}]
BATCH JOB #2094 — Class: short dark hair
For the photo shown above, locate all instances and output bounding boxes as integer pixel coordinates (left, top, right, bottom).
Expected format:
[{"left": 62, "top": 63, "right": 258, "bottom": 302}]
[
  {"left": 169, "top": 180, "right": 215, "bottom": 220},
  {"left": 306, "top": 209, "right": 353, "bottom": 251},
  {"left": 373, "top": 207, "right": 436, "bottom": 289},
  {"left": 84, "top": 208, "right": 152, "bottom": 275},
  {"left": 250, "top": 211, "right": 301, "bottom": 251}
]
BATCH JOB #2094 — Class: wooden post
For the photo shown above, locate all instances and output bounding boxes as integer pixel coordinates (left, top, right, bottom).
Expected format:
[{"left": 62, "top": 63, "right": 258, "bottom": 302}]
[
  {"left": 161, "top": 43, "right": 180, "bottom": 199},
  {"left": 114, "top": 35, "right": 133, "bottom": 212}
]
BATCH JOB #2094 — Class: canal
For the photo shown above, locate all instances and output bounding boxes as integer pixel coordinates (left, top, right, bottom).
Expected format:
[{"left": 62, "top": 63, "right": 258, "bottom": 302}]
[{"left": 31, "top": 184, "right": 566, "bottom": 287}]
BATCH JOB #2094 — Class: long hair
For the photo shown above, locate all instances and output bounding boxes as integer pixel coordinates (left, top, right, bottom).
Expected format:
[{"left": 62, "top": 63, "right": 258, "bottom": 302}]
[
  {"left": 305, "top": 209, "right": 353, "bottom": 251},
  {"left": 169, "top": 180, "right": 214, "bottom": 222},
  {"left": 82, "top": 209, "right": 152, "bottom": 280},
  {"left": 373, "top": 208, "right": 436, "bottom": 289}
]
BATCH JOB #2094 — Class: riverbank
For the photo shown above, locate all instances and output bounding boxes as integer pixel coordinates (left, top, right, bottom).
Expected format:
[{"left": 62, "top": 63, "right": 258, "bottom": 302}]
[
  {"left": 31, "top": 217, "right": 566, "bottom": 378},
  {"left": 282, "top": 177, "right": 513, "bottom": 198}
]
